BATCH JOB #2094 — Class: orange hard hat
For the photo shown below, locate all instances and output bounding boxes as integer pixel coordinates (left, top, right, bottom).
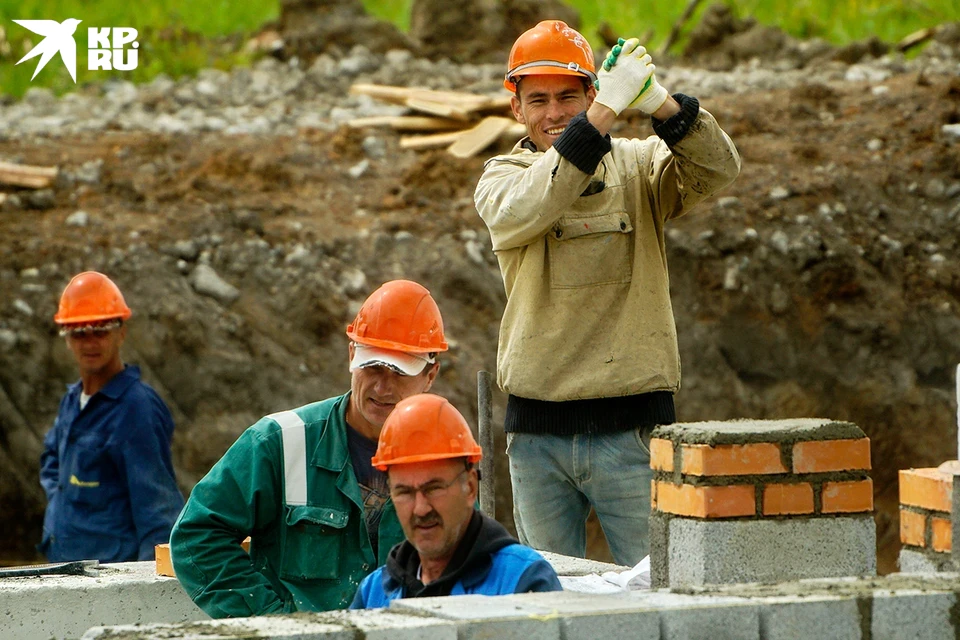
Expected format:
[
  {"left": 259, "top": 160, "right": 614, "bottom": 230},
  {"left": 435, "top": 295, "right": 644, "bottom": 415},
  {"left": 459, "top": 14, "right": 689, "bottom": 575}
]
[
  {"left": 372, "top": 394, "right": 482, "bottom": 471},
  {"left": 54, "top": 271, "right": 133, "bottom": 325},
  {"left": 504, "top": 20, "right": 597, "bottom": 92},
  {"left": 346, "top": 280, "right": 447, "bottom": 354}
]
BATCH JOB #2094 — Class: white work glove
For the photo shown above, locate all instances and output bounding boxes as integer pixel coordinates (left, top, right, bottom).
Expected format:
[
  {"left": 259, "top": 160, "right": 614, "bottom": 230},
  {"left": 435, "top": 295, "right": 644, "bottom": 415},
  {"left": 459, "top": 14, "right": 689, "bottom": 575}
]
[
  {"left": 594, "top": 38, "right": 649, "bottom": 116},
  {"left": 595, "top": 38, "right": 669, "bottom": 116}
]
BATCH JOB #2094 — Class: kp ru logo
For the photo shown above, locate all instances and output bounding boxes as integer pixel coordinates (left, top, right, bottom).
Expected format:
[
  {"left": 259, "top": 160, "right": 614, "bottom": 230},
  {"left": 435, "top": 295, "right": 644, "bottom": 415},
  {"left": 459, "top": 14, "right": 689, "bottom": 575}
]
[{"left": 13, "top": 19, "right": 139, "bottom": 83}]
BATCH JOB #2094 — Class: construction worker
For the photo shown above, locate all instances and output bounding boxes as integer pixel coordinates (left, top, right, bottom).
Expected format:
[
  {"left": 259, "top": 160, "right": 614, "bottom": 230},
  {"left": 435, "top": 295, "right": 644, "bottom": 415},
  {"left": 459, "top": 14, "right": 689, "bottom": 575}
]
[
  {"left": 350, "top": 393, "right": 560, "bottom": 608},
  {"left": 170, "top": 280, "right": 448, "bottom": 617},
  {"left": 40, "top": 271, "right": 183, "bottom": 563},
  {"left": 474, "top": 21, "right": 741, "bottom": 566}
]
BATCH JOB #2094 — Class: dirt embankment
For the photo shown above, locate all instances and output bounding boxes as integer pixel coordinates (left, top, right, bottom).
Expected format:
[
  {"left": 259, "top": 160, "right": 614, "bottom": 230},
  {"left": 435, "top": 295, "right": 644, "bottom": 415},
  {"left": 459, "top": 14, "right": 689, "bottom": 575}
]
[{"left": 1, "top": 3, "right": 959, "bottom": 574}]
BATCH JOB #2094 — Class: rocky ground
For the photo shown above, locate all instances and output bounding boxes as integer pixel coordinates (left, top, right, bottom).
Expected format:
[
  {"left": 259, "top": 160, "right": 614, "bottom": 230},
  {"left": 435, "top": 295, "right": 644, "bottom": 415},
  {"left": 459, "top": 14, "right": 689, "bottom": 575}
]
[{"left": 0, "top": 6, "right": 959, "bottom": 574}]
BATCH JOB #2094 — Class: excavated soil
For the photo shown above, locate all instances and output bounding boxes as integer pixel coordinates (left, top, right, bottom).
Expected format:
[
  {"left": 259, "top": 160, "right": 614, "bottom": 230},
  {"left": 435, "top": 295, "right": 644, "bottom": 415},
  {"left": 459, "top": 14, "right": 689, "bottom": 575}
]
[{"left": 1, "top": 9, "right": 959, "bottom": 577}]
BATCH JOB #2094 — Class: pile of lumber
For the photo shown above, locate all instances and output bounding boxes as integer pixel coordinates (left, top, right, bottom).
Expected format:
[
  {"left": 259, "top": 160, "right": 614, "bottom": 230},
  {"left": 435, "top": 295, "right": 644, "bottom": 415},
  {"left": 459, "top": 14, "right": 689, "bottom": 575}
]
[
  {"left": 0, "top": 161, "right": 57, "bottom": 189},
  {"left": 347, "top": 84, "right": 526, "bottom": 159}
]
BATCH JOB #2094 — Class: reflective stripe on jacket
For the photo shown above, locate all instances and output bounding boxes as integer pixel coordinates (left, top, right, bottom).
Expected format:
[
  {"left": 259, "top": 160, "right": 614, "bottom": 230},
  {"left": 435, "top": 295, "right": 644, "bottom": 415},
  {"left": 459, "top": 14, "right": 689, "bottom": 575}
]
[{"left": 170, "top": 393, "right": 404, "bottom": 618}]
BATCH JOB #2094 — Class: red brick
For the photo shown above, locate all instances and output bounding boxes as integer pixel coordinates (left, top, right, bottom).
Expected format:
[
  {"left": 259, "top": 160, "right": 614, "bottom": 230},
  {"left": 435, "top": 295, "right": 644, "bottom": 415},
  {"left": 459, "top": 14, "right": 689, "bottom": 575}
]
[
  {"left": 899, "top": 468, "right": 952, "bottom": 513},
  {"left": 792, "top": 438, "right": 871, "bottom": 473},
  {"left": 822, "top": 479, "right": 873, "bottom": 513},
  {"left": 932, "top": 517, "right": 952, "bottom": 553},
  {"left": 653, "top": 481, "right": 756, "bottom": 518},
  {"left": 681, "top": 443, "right": 787, "bottom": 476},
  {"left": 650, "top": 438, "right": 674, "bottom": 472},
  {"left": 899, "top": 510, "right": 926, "bottom": 548},
  {"left": 763, "top": 483, "right": 814, "bottom": 515}
]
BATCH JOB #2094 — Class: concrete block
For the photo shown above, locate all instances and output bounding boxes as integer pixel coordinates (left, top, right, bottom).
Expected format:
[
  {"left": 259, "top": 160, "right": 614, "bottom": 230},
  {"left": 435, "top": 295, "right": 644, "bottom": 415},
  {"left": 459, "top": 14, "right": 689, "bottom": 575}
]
[
  {"left": 898, "top": 547, "right": 958, "bottom": 573},
  {"left": 665, "top": 515, "right": 876, "bottom": 587},
  {"left": 659, "top": 602, "right": 760, "bottom": 640},
  {"left": 628, "top": 590, "right": 761, "bottom": 639},
  {"left": 757, "top": 595, "right": 862, "bottom": 640},
  {"left": 539, "top": 551, "right": 629, "bottom": 576},
  {"left": 870, "top": 590, "right": 957, "bottom": 640},
  {"left": 0, "top": 561, "right": 206, "bottom": 640},
  {"left": 83, "top": 610, "right": 458, "bottom": 640},
  {"left": 391, "top": 594, "right": 561, "bottom": 640},
  {"left": 82, "top": 616, "right": 354, "bottom": 639}
]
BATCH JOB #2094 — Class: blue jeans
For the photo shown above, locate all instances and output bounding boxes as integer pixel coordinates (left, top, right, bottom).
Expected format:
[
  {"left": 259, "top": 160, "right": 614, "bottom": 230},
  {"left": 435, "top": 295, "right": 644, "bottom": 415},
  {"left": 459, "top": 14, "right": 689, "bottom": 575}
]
[{"left": 507, "top": 428, "right": 653, "bottom": 567}]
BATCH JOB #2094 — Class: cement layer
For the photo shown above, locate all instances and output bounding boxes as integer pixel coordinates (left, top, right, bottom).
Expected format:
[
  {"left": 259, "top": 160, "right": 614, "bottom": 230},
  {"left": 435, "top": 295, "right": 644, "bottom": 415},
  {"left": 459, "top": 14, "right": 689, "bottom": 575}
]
[
  {"left": 657, "top": 515, "right": 877, "bottom": 588},
  {"left": 652, "top": 418, "right": 864, "bottom": 445}
]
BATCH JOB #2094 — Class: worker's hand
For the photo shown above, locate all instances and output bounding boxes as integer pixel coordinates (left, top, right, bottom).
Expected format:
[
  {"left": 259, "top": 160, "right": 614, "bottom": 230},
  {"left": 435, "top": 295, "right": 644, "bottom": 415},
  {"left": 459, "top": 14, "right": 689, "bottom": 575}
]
[
  {"left": 627, "top": 48, "right": 669, "bottom": 115},
  {"left": 594, "top": 39, "right": 662, "bottom": 117}
]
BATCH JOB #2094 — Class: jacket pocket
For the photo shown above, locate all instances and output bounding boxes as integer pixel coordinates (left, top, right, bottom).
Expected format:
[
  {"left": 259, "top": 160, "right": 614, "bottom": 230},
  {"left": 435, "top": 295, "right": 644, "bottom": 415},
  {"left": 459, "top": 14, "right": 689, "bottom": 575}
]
[
  {"left": 547, "top": 211, "right": 634, "bottom": 288},
  {"left": 279, "top": 505, "right": 348, "bottom": 581},
  {"left": 63, "top": 444, "right": 112, "bottom": 508}
]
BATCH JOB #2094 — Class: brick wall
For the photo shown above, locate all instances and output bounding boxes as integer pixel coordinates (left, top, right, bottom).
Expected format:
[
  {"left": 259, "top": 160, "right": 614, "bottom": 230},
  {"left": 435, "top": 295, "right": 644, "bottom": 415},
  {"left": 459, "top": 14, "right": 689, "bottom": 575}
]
[
  {"left": 651, "top": 430, "right": 873, "bottom": 520},
  {"left": 650, "top": 419, "right": 878, "bottom": 588},
  {"left": 899, "top": 468, "right": 952, "bottom": 553}
]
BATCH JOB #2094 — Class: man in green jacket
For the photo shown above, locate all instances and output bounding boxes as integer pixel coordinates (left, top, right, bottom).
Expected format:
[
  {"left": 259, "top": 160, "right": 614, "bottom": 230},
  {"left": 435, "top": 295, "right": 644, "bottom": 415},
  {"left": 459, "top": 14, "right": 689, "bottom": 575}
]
[{"left": 170, "top": 280, "right": 449, "bottom": 617}]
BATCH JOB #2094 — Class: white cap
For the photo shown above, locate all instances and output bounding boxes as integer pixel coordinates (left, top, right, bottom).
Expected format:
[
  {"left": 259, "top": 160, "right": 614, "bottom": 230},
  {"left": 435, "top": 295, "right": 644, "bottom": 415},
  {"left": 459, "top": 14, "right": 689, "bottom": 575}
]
[{"left": 349, "top": 344, "right": 435, "bottom": 376}]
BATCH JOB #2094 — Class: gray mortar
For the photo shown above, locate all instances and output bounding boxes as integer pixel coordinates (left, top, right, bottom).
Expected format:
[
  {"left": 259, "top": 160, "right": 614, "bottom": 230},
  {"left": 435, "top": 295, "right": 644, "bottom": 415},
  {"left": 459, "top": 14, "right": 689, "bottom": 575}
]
[
  {"left": 675, "top": 572, "right": 960, "bottom": 599},
  {"left": 652, "top": 418, "right": 864, "bottom": 446}
]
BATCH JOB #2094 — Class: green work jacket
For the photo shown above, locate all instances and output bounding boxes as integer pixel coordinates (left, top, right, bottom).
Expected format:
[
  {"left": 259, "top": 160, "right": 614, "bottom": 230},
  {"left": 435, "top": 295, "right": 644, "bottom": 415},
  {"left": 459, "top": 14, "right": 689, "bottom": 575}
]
[{"left": 170, "top": 393, "right": 404, "bottom": 618}]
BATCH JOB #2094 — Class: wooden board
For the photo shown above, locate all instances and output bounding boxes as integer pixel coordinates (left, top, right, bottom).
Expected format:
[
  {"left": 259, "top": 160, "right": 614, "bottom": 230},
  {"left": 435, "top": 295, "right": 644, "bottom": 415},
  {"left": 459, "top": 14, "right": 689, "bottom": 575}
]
[
  {"left": 448, "top": 117, "right": 514, "bottom": 158},
  {"left": 0, "top": 161, "right": 58, "bottom": 189},
  {"left": 400, "top": 130, "right": 467, "bottom": 151},
  {"left": 350, "top": 83, "right": 511, "bottom": 116},
  {"left": 404, "top": 98, "right": 473, "bottom": 121},
  {"left": 156, "top": 538, "right": 251, "bottom": 577},
  {"left": 347, "top": 116, "right": 464, "bottom": 132}
]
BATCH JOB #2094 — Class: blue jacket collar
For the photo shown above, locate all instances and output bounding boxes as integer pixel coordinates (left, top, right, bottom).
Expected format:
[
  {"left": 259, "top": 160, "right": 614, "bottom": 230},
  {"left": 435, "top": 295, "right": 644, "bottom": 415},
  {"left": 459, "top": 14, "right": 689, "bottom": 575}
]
[{"left": 69, "top": 364, "right": 141, "bottom": 400}]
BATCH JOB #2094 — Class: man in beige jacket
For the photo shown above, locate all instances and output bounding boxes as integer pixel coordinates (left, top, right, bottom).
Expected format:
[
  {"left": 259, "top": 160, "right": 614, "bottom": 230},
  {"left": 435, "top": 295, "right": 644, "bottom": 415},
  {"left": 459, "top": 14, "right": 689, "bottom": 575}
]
[{"left": 474, "top": 20, "right": 741, "bottom": 565}]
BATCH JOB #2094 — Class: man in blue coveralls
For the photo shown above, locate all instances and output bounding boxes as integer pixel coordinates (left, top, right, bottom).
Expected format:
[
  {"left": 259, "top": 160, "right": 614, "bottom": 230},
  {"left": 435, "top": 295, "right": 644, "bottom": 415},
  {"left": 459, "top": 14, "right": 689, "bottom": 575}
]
[{"left": 39, "top": 271, "right": 183, "bottom": 563}]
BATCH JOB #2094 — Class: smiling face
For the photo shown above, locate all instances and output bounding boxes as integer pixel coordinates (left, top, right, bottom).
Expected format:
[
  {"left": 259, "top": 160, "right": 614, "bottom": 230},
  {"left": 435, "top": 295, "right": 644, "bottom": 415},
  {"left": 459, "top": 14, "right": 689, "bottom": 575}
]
[
  {"left": 511, "top": 74, "right": 595, "bottom": 152},
  {"left": 345, "top": 343, "right": 439, "bottom": 440}
]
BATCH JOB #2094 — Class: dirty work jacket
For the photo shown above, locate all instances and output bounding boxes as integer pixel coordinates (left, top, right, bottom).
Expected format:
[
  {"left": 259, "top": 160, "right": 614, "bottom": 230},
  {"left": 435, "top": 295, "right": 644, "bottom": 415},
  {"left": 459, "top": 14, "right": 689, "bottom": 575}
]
[
  {"left": 170, "top": 393, "right": 404, "bottom": 618},
  {"left": 39, "top": 364, "right": 183, "bottom": 563},
  {"left": 475, "top": 107, "right": 741, "bottom": 402}
]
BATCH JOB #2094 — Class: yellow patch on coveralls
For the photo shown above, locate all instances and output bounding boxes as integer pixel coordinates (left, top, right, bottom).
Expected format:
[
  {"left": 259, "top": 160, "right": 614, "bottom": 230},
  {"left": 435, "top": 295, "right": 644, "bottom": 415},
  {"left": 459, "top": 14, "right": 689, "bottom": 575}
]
[{"left": 70, "top": 474, "right": 100, "bottom": 488}]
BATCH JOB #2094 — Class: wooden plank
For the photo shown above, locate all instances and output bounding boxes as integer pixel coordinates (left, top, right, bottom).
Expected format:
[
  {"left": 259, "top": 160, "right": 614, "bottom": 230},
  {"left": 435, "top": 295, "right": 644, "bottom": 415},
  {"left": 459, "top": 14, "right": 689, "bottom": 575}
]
[
  {"left": 475, "top": 95, "right": 514, "bottom": 113},
  {"left": 400, "top": 130, "right": 467, "bottom": 151},
  {"left": 347, "top": 116, "right": 464, "bottom": 132},
  {"left": 350, "top": 84, "right": 488, "bottom": 109},
  {"left": 897, "top": 27, "right": 936, "bottom": 52},
  {"left": 349, "top": 83, "right": 424, "bottom": 104},
  {"left": 503, "top": 122, "right": 527, "bottom": 139},
  {"left": 448, "top": 117, "right": 514, "bottom": 158},
  {"left": 0, "top": 161, "right": 57, "bottom": 189},
  {"left": 405, "top": 98, "right": 472, "bottom": 121}
]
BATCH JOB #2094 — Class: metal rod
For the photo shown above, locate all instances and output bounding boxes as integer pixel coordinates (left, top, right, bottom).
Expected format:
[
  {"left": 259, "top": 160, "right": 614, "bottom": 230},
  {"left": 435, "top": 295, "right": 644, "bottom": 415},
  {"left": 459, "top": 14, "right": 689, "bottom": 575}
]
[
  {"left": 956, "top": 363, "right": 959, "bottom": 461},
  {"left": 478, "top": 370, "right": 495, "bottom": 517}
]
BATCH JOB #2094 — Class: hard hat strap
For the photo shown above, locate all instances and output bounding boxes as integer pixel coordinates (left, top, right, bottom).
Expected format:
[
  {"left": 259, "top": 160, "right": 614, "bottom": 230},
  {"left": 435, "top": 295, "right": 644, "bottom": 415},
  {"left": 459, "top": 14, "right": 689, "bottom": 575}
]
[{"left": 506, "top": 60, "right": 598, "bottom": 86}]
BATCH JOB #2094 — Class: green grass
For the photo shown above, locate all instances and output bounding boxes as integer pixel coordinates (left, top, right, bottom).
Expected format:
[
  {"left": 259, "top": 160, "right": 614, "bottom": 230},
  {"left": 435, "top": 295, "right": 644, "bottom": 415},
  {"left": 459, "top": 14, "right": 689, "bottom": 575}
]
[
  {"left": 0, "top": 0, "right": 957, "bottom": 99},
  {"left": 0, "top": 0, "right": 277, "bottom": 97}
]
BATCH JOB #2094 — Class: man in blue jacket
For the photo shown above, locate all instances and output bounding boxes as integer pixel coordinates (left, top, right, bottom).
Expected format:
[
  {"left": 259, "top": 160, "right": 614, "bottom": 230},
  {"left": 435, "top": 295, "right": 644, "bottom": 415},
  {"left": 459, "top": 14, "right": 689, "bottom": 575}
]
[
  {"left": 351, "top": 394, "right": 560, "bottom": 608},
  {"left": 40, "top": 271, "right": 183, "bottom": 563}
]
